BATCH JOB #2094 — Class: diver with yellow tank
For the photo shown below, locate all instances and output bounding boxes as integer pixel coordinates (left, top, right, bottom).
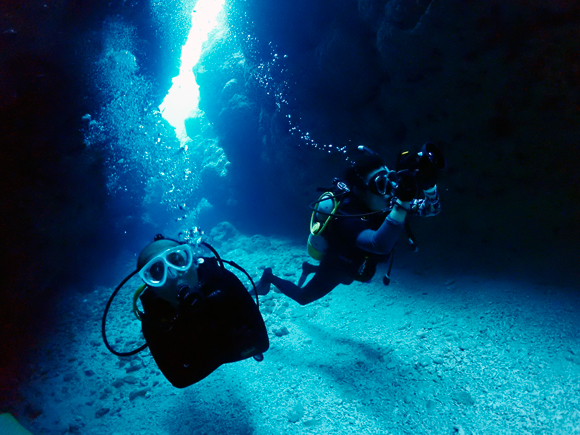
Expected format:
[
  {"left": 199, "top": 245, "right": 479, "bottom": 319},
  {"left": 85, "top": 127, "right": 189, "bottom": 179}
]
[{"left": 253, "top": 143, "right": 445, "bottom": 305}]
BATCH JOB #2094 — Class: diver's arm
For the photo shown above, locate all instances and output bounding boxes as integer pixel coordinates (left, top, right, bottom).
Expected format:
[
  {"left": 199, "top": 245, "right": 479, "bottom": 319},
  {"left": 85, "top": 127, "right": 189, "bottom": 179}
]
[
  {"left": 411, "top": 185, "right": 440, "bottom": 217},
  {"left": 356, "top": 200, "right": 410, "bottom": 255}
]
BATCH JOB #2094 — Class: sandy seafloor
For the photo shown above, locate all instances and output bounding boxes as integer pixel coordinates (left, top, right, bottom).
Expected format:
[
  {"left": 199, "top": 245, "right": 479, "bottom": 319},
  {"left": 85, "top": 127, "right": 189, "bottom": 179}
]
[{"left": 13, "top": 233, "right": 580, "bottom": 435}]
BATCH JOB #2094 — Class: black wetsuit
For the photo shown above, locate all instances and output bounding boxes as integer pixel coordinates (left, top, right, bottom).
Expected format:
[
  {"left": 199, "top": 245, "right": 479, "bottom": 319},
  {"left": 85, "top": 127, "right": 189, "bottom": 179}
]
[
  {"left": 266, "top": 187, "right": 440, "bottom": 305},
  {"left": 140, "top": 257, "right": 269, "bottom": 388},
  {"left": 267, "top": 194, "right": 400, "bottom": 305}
]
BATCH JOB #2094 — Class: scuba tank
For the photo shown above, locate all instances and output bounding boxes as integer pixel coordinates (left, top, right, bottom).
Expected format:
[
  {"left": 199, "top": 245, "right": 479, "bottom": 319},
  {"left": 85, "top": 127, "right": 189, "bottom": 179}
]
[{"left": 307, "top": 191, "right": 340, "bottom": 260}]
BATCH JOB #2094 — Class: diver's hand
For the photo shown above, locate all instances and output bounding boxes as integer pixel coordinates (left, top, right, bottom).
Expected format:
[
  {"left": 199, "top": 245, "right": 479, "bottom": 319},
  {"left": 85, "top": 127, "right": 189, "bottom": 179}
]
[
  {"left": 394, "top": 170, "right": 418, "bottom": 202},
  {"left": 416, "top": 142, "right": 444, "bottom": 190},
  {"left": 416, "top": 161, "right": 438, "bottom": 191}
]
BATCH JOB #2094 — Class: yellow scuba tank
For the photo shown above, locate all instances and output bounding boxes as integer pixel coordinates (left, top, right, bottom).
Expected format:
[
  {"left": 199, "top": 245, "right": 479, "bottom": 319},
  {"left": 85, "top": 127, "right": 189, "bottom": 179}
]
[{"left": 307, "top": 192, "right": 339, "bottom": 260}]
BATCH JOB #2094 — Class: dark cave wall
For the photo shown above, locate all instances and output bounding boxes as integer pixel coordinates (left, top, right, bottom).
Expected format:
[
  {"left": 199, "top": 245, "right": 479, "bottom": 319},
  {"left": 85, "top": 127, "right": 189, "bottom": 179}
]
[
  {"left": 0, "top": 0, "right": 187, "bottom": 400},
  {"left": 201, "top": 0, "right": 580, "bottom": 276},
  {"left": 364, "top": 0, "right": 580, "bottom": 259}
]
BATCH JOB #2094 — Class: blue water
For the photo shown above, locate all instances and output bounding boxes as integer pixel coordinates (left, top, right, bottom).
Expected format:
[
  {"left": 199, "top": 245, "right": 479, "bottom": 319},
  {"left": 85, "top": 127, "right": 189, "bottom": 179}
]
[{"left": 2, "top": 0, "right": 580, "bottom": 433}]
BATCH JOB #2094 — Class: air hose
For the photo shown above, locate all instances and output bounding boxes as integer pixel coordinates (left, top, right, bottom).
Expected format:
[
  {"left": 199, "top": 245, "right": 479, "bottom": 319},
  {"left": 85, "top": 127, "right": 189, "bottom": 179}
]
[{"left": 101, "top": 270, "right": 148, "bottom": 357}]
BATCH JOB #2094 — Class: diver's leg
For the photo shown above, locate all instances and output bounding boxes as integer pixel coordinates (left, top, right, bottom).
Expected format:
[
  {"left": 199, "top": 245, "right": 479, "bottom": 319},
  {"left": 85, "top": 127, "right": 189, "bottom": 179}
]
[
  {"left": 297, "top": 261, "right": 319, "bottom": 287},
  {"left": 253, "top": 262, "right": 319, "bottom": 297},
  {"left": 269, "top": 262, "right": 344, "bottom": 306},
  {"left": 251, "top": 267, "right": 273, "bottom": 296}
]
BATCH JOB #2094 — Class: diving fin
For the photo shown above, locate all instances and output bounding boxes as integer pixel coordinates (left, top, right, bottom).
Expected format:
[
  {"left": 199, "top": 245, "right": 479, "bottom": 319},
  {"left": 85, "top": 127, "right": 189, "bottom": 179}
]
[{"left": 0, "top": 413, "right": 33, "bottom": 435}]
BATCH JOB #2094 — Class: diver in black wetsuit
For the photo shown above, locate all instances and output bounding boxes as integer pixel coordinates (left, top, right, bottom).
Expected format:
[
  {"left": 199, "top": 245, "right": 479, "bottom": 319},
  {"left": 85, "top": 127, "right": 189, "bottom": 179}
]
[
  {"left": 134, "top": 236, "right": 269, "bottom": 388},
  {"left": 253, "top": 145, "right": 443, "bottom": 306}
]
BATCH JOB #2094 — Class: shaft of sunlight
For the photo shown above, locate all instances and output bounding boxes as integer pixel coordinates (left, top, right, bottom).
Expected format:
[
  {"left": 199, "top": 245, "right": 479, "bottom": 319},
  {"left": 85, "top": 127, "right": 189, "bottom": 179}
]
[{"left": 159, "top": 0, "right": 225, "bottom": 144}]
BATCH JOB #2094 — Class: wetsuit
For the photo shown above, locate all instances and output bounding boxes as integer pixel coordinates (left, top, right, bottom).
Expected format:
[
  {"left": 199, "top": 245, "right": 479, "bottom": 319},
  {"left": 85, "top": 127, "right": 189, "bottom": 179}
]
[
  {"left": 266, "top": 187, "right": 441, "bottom": 305},
  {"left": 140, "top": 257, "right": 269, "bottom": 388}
]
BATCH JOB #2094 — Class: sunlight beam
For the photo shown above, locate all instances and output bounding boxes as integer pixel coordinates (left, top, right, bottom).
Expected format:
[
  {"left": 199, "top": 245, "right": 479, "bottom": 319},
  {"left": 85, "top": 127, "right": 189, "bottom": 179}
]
[{"left": 159, "top": 0, "right": 225, "bottom": 143}]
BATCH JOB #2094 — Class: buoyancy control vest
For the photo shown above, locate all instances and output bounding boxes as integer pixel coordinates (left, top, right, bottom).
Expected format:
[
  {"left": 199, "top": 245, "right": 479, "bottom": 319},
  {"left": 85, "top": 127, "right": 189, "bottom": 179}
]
[
  {"left": 307, "top": 191, "right": 340, "bottom": 260},
  {"left": 139, "top": 257, "right": 269, "bottom": 388},
  {"left": 102, "top": 241, "right": 269, "bottom": 388}
]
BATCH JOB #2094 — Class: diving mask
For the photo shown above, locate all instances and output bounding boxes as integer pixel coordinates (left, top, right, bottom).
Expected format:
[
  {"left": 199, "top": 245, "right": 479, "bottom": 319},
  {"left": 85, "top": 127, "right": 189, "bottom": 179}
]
[
  {"left": 366, "top": 167, "right": 395, "bottom": 196},
  {"left": 138, "top": 244, "right": 195, "bottom": 287}
]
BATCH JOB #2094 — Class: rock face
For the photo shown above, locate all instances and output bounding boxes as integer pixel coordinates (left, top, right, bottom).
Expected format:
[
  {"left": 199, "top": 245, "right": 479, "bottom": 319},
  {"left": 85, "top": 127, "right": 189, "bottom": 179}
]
[
  {"left": 0, "top": 0, "right": 187, "bottom": 397},
  {"left": 201, "top": 0, "right": 580, "bottom": 269}
]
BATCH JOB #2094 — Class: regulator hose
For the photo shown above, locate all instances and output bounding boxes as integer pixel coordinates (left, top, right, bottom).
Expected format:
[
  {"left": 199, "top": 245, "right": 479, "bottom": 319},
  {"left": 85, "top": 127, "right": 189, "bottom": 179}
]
[{"left": 101, "top": 270, "right": 148, "bottom": 357}]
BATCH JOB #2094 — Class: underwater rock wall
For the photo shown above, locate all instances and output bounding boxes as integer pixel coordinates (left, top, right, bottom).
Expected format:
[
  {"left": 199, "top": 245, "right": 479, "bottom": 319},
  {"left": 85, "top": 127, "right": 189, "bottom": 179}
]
[
  {"left": 369, "top": 1, "right": 580, "bottom": 251},
  {"left": 0, "top": 0, "right": 190, "bottom": 400},
  {"left": 1, "top": 0, "right": 103, "bottom": 395},
  {"left": 205, "top": 0, "right": 580, "bottom": 270}
]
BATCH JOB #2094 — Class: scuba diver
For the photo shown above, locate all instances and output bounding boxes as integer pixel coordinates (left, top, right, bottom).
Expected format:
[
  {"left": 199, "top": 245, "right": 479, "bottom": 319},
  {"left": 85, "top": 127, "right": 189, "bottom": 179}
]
[
  {"left": 102, "top": 234, "right": 269, "bottom": 388},
  {"left": 253, "top": 143, "right": 445, "bottom": 305}
]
